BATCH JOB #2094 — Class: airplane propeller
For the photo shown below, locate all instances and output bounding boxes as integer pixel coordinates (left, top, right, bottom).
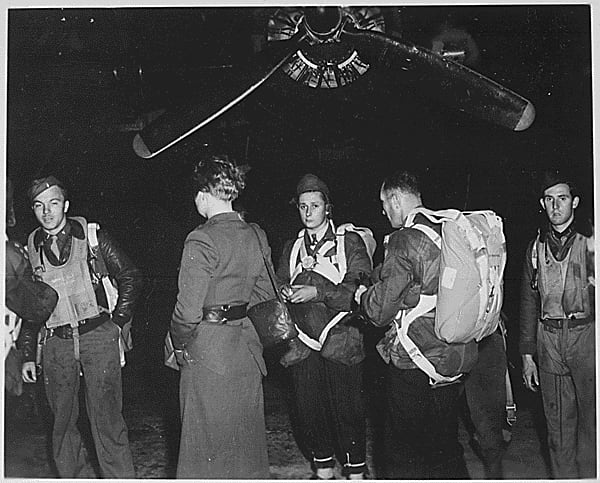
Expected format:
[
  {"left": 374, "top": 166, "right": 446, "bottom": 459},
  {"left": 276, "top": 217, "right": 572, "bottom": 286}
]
[{"left": 133, "top": 7, "right": 535, "bottom": 159}]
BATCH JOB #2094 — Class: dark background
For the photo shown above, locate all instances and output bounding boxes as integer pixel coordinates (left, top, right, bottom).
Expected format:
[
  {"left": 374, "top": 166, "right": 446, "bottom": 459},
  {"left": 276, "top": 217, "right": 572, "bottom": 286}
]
[{"left": 6, "top": 5, "right": 594, "bottom": 365}]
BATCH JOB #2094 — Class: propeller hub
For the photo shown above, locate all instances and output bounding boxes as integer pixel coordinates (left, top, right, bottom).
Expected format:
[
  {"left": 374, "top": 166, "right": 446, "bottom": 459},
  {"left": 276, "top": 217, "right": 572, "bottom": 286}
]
[
  {"left": 267, "top": 7, "right": 385, "bottom": 89},
  {"left": 303, "top": 7, "right": 342, "bottom": 38}
]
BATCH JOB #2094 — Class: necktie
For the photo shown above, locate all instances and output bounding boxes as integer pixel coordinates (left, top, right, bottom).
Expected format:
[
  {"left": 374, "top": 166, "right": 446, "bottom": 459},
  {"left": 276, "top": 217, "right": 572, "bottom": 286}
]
[
  {"left": 50, "top": 235, "right": 61, "bottom": 261},
  {"left": 310, "top": 234, "right": 318, "bottom": 247}
]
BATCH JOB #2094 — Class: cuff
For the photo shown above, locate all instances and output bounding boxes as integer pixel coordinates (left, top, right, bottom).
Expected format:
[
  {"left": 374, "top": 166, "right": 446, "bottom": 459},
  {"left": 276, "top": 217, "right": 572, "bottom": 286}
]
[
  {"left": 111, "top": 314, "right": 131, "bottom": 328},
  {"left": 519, "top": 342, "right": 536, "bottom": 356}
]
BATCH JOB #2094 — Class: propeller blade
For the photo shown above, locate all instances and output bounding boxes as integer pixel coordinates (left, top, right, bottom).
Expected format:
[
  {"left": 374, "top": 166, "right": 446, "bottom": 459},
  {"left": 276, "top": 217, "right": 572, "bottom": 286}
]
[
  {"left": 342, "top": 27, "right": 535, "bottom": 132},
  {"left": 133, "top": 30, "right": 307, "bottom": 159}
]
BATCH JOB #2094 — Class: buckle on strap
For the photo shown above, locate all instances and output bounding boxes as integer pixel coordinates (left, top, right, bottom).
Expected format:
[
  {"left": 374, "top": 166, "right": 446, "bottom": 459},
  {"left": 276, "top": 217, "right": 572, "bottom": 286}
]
[{"left": 506, "top": 403, "right": 517, "bottom": 426}]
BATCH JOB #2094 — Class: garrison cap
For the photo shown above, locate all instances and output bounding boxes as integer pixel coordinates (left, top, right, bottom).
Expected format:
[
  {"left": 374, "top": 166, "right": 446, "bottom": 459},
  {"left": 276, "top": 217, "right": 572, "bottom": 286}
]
[
  {"left": 539, "top": 169, "right": 577, "bottom": 197},
  {"left": 28, "top": 176, "right": 65, "bottom": 203},
  {"left": 296, "top": 173, "right": 330, "bottom": 198}
]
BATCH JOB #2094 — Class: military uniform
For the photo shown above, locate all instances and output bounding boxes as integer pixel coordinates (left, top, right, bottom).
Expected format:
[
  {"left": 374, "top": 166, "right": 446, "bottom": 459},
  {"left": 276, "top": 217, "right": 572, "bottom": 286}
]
[
  {"left": 520, "top": 222, "right": 596, "bottom": 478},
  {"left": 170, "top": 212, "right": 275, "bottom": 479},
  {"left": 24, "top": 217, "right": 141, "bottom": 478},
  {"left": 277, "top": 221, "right": 372, "bottom": 478}
]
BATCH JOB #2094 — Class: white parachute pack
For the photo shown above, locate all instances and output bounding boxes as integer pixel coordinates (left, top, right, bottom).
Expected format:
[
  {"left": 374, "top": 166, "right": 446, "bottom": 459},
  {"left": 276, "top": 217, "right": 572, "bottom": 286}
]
[{"left": 404, "top": 207, "right": 507, "bottom": 344}]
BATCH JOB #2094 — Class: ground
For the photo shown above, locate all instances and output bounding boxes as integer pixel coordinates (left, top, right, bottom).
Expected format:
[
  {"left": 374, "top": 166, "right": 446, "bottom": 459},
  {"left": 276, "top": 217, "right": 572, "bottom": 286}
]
[{"left": 4, "top": 341, "right": 551, "bottom": 480}]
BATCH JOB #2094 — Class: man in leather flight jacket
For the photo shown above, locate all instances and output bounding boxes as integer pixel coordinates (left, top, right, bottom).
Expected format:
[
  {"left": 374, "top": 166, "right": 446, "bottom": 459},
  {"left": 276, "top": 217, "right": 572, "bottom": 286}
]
[{"left": 19, "top": 176, "right": 142, "bottom": 478}]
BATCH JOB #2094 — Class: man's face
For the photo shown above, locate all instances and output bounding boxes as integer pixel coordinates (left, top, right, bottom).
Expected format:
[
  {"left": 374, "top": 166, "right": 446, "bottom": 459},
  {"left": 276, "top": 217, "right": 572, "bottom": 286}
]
[
  {"left": 540, "top": 183, "right": 579, "bottom": 230},
  {"left": 298, "top": 191, "right": 328, "bottom": 231},
  {"left": 380, "top": 188, "right": 404, "bottom": 229},
  {"left": 32, "top": 185, "right": 69, "bottom": 233}
]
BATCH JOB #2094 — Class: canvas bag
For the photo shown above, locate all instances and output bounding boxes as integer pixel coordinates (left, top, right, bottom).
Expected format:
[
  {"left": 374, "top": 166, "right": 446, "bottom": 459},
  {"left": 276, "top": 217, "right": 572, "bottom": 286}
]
[{"left": 404, "top": 208, "right": 506, "bottom": 344}]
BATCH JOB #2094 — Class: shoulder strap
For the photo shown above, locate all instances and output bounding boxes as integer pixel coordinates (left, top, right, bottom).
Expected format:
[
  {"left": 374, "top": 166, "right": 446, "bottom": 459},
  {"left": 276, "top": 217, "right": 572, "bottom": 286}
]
[
  {"left": 531, "top": 231, "right": 540, "bottom": 269},
  {"left": 87, "top": 222, "right": 110, "bottom": 277},
  {"left": 87, "top": 222, "right": 100, "bottom": 249},
  {"left": 249, "top": 223, "right": 284, "bottom": 303},
  {"left": 336, "top": 223, "right": 377, "bottom": 261}
]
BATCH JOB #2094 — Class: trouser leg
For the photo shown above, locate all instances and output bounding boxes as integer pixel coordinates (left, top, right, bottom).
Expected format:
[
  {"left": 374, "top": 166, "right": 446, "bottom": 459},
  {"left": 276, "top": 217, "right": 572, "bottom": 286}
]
[
  {"left": 539, "top": 371, "right": 578, "bottom": 479},
  {"left": 43, "top": 336, "right": 87, "bottom": 478},
  {"left": 323, "top": 359, "right": 366, "bottom": 476},
  {"left": 291, "top": 351, "right": 335, "bottom": 470},
  {"left": 464, "top": 330, "right": 507, "bottom": 478},
  {"left": 386, "top": 366, "right": 469, "bottom": 480},
  {"left": 568, "top": 324, "right": 596, "bottom": 478},
  {"left": 80, "top": 322, "right": 135, "bottom": 478},
  {"left": 537, "top": 323, "right": 582, "bottom": 479}
]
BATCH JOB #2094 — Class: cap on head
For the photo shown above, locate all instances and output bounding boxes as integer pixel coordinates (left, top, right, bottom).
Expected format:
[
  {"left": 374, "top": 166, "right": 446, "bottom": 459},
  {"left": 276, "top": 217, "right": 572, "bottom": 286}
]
[
  {"left": 539, "top": 169, "right": 577, "bottom": 198},
  {"left": 296, "top": 173, "right": 330, "bottom": 199},
  {"left": 28, "top": 176, "right": 65, "bottom": 203}
]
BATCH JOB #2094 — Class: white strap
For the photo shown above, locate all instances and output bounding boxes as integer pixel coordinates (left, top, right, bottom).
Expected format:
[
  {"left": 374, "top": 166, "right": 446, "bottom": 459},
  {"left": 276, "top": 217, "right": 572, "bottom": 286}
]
[
  {"left": 87, "top": 222, "right": 101, "bottom": 248},
  {"left": 393, "top": 295, "right": 462, "bottom": 386},
  {"left": 87, "top": 222, "right": 119, "bottom": 313},
  {"left": 295, "top": 311, "right": 348, "bottom": 351}
]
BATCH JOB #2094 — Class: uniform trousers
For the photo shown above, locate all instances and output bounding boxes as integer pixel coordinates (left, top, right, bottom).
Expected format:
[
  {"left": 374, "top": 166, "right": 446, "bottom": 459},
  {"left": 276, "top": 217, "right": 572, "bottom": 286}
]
[
  {"left": 385, "top": 366, "right": 469, "bottom": 479},
  {"left": 42, "top": 320, "right": 135, "bottom": 478},
  {"left": 537, "top": 321, "right": 596, "bottom": 479},
  {"left": 463, "top": 329, "right": 508, "bottom": 478},
  {"left": 290, "top": 350, "right": 366, "bottom": 475}
]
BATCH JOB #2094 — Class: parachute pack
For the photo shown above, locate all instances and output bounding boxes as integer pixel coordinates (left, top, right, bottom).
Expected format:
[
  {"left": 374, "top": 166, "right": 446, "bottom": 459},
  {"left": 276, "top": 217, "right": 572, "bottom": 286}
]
[{"left": 394, "top": 207, "right": 507, "bottom": 385}]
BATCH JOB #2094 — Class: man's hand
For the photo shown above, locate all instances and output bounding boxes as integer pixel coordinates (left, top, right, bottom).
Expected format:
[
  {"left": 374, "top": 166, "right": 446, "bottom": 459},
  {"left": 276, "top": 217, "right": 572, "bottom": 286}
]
[
  {"left": 288, "top": 285, "right": 318, "bottom": 304},
  {"left": 354, "top": 285, "right": 367, "bottom": 305},
  {"left": 22, "top": 361, "right": 37, "bottom": 383},
  {"left": 521, "top": 354, "right": 539, "bottom": 392},
  {"left": 280, "top": 284, "right": 294, "bottom": 302}
]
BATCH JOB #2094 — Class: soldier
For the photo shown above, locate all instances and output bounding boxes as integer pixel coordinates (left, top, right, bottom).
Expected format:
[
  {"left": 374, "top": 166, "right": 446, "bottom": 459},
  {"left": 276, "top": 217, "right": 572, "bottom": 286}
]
[
  {"left": 520, "top": 170, "right": 595, "bottom": 478},
  {"left": 20, "top": 176, "right": 142, "bottom": 478}
]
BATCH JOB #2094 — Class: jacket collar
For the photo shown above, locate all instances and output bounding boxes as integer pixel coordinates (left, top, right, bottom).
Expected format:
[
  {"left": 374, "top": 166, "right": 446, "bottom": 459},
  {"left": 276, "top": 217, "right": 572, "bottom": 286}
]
[{"left": 33, "top": 218, "right": 85, "bottom": 247}]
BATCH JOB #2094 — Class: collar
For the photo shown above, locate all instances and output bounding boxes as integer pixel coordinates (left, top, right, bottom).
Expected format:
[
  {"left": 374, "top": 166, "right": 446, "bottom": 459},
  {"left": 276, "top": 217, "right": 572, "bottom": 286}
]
[
  {"left": 550, "top": 221, "right": 575, "bottom": 242},
  {"left": 34, "top": 218, "right": 85, "bottom": 247},
  {"left": 304, "top": 221, "right": 334, "bottom": 244},
  {"left": 205, "top": 211, "right": 243, "bottom": 225}
]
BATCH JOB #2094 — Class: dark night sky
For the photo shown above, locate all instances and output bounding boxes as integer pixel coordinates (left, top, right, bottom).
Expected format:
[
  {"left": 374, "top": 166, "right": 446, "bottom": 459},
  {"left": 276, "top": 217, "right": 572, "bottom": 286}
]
[{"left": 5, "top": 5, "right": 595, "bottom": 325}]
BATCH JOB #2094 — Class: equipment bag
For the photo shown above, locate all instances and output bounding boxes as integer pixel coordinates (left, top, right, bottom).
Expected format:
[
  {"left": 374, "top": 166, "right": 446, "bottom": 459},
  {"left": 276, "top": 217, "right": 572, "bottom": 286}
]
[{"left": 404, "top": 208, "right": 506, "bottom": 344}]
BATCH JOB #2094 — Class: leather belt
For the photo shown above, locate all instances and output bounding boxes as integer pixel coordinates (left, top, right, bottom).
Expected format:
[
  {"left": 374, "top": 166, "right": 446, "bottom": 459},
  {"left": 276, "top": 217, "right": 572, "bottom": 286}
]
[
  {"left": 202, "top": 304, "right": 248, "bottom": 324},
  {"left": 541, "top": 318, "right": 591, "bottom": 330},
  {"left": 47, "top": 317, "right": 105, "bottom": 339}
]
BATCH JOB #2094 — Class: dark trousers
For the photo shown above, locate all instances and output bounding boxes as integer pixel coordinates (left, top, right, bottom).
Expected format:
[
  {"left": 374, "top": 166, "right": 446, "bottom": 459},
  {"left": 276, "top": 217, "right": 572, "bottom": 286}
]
[
  {"left": 290, "top": 350, "right": 366, "bottom": 474},
  {"left": 42, "top": 321, "right": 135, "bottom": 478},
  {"left": 385, "top": 366, "right": 469, "bottom": 479},
  {"left": 537, "top": 321, "right": 596, "bottom": 479},
  {"left": 463, "top": 329, "right": 508, "bottom": 478}
]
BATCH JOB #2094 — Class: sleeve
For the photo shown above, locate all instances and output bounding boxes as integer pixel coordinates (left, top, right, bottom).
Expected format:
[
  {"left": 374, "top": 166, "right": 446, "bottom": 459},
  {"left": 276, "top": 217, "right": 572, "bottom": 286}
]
[
  {"left": 5, "top": 241, "right": 32, "bottom": 314},
  {"left": 249, "top": 227, "right": 277, "bottom": 308},
  {"left": 170, "top": 230, "right": 219, "bottom": 348},
  {"left": 519, "top": 240, "right": 541, "bottom": 355},
  {"left": 18, "top": 321, "right": 40, "bottom": 363},
  {"left": 98, "top": 230, "right": 144, "bottom": 327},
  {"left": 314, "top": 232, "right": 372, "bottom": 311},
  {"left": 360, "top": 230, "right": 422, "bottom": 327}
]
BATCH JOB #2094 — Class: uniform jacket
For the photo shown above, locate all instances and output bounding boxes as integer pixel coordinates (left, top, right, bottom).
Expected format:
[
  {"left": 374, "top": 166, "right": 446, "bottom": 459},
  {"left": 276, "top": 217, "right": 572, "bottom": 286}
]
[
  {"left": 169, "top": 212, "right": 275, "bottom": 374},
  {"left": 20, "top": 218, "right": 143, "bottom": 361},
  {"left": 519, "top": 222, "right": 595, "bottom": 356},
  {"left": 361, "top": 213, "right": 442, "bottom": 369}
]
